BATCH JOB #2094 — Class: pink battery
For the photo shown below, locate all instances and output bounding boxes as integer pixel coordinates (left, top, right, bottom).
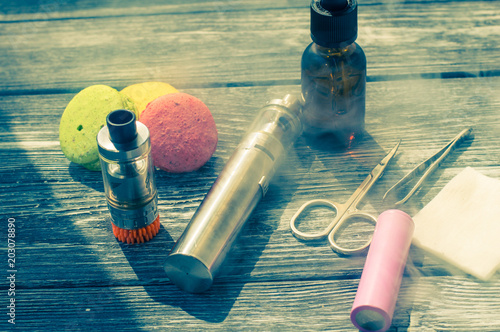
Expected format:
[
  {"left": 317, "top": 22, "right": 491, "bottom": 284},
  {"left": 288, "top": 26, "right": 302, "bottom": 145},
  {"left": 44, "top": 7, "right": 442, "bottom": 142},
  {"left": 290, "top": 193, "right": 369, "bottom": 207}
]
[{"left": 350, "top": 209, "right": 414, "bottom": 332}]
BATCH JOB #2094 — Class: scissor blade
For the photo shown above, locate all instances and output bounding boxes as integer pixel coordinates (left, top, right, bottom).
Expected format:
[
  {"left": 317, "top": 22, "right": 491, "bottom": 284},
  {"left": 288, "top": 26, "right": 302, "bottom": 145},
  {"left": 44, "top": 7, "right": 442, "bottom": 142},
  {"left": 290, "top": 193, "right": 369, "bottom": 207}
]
[
  {"left": 380, "top": 140, "right": 400, "bottom": 168},
  {"left": 345, "top": 141, "right": 400, "bottom": 209},
  {"left": 370, "top": 140, "right": 401, "bottom": 181}
]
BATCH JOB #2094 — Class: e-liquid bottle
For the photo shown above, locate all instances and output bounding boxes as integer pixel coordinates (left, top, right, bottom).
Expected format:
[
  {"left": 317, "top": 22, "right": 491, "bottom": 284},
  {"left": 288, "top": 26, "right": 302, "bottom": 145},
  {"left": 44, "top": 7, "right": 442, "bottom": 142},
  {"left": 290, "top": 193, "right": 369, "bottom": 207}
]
[{"left": 301, "top": 0, "right": 366, "bottom": 147}]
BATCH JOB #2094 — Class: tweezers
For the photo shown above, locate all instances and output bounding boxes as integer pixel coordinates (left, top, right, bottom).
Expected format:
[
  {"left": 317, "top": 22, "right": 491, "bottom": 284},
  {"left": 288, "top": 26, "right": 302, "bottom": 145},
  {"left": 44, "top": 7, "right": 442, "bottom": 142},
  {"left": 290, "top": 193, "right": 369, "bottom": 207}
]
[{"left": 383, "top": 127, "right": 474, "bottom": 206}]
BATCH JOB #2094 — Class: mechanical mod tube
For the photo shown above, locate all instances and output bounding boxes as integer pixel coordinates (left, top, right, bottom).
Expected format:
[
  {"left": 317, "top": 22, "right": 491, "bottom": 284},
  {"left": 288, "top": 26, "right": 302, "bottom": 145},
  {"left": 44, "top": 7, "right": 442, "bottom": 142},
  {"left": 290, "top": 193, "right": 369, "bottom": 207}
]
[
  {"left": 97, "top": 109, "right": 160, "bottom": 244},
  {"left": 351, "top": 209, "right": 414, "bottom": 332},
  {"left": 164, "top": 95, "right": 302, "bottom": 293}
]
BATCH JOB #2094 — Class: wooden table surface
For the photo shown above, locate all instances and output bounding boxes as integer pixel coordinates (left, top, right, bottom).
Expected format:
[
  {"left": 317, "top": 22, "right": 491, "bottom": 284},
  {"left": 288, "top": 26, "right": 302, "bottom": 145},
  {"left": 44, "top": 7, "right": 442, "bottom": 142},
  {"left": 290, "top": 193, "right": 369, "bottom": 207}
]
[{"left": 1, "top": 0, "right": 499, "bottom": 331}]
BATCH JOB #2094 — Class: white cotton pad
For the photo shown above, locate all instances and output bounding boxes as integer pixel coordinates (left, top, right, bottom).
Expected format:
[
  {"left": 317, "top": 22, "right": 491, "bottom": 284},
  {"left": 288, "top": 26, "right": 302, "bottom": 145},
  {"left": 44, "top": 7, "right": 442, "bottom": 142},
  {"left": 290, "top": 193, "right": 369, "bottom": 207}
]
[{"left": 412, "top": 167, "right": 500, "bottom": 281}]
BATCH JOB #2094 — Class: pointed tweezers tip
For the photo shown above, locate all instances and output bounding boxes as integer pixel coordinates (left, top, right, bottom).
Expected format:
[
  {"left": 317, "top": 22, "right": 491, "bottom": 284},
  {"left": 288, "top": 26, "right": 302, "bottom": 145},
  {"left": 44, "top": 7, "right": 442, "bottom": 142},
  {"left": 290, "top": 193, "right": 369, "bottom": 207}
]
[{"left": 382, "top": 127, "right": 473, "bottom": 205}]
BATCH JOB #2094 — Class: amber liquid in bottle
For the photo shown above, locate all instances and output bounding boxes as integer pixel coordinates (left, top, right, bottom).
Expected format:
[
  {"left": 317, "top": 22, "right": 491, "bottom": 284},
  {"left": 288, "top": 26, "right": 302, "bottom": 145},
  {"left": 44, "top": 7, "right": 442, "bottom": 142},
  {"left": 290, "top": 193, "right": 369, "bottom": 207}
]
[{"left": 301, "top": 41, "right": 366, "bottom": 147}]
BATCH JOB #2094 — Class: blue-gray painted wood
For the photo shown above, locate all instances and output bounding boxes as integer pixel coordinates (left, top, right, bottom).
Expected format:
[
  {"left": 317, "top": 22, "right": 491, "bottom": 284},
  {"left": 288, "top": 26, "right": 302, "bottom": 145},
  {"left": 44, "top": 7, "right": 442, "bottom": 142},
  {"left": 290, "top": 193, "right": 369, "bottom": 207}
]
[{"left": 1, "top": 0, "right": 499, "bottom": 330}]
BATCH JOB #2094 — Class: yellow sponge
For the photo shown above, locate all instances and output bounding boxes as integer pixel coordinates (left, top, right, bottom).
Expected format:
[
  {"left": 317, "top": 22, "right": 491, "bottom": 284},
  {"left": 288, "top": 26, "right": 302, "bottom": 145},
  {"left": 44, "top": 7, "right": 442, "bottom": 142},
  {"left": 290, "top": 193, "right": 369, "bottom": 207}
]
[{"left": 121, "top": 82, "right": 178, "bottom": 117}]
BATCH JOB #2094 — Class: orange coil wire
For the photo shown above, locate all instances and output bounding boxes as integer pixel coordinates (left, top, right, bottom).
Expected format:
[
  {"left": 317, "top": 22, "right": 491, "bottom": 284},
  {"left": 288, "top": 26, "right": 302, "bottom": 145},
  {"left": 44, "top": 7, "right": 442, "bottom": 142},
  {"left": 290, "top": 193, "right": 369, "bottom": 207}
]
[{"left": 111, "top": 215, "right": 160, "bottom": 244}]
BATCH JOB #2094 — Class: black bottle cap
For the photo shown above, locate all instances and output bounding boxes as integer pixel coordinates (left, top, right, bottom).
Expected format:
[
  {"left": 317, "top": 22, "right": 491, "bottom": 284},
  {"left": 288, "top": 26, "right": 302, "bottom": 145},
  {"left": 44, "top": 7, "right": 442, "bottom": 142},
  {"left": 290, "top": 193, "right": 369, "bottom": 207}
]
[
  {"left": 321, "top": 0, "right": 348, "bottom": 11},
  {"left": 106, "top": 109, "right": 138, "bottom": 144},
  {"left": 310, "top": 0, "right": 358, "bottom": 48}
]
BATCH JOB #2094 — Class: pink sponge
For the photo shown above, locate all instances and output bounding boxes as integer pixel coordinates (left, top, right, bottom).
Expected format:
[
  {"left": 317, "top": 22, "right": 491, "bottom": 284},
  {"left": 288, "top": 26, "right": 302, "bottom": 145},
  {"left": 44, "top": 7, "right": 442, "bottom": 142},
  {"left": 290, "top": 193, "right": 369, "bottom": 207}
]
[{"left": 140, "top": 93, "right": 218, "bottom": 173}]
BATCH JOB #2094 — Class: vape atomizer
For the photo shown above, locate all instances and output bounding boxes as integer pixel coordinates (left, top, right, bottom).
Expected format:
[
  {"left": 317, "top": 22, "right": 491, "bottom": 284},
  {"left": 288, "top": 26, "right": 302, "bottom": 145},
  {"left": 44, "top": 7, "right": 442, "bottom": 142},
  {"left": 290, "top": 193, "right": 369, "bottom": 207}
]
[{"left": 97, "top": 109, "right": 160, "bottom": 244}]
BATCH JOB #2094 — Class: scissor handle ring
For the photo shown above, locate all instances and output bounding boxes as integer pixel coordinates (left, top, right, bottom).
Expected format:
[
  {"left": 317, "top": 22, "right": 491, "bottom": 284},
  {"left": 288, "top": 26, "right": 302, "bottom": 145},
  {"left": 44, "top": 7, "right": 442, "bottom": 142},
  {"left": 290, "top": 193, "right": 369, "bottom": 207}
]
[
  {"left": 328, "top": 212, "right": 377, "bottom": 255},
  {"left": 290, "top": 199, "right": 342, "bottom": 240}
]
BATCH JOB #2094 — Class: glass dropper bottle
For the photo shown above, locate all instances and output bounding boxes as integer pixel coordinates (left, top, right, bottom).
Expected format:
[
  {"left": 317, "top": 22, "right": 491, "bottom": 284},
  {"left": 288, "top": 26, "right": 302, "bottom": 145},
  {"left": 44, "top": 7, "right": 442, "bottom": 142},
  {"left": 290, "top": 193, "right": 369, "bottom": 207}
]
[{"left": 301, "top": 0, "right": 366, "bottom": 148}]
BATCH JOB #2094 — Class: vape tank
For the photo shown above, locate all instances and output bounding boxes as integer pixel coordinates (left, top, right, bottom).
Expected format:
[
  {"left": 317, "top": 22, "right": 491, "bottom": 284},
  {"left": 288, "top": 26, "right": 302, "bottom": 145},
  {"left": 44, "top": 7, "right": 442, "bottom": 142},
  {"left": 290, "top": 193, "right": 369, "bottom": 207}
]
[{"left": 97, "top": 109, "right": 160, "bottom": 244}]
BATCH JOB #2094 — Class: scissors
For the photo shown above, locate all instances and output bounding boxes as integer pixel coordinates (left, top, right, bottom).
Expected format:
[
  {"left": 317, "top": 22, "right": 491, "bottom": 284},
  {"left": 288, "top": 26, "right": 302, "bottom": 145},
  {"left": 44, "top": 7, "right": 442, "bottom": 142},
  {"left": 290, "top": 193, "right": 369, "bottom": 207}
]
[{"left": 290, "top": 141, "right": 400, "bottom": 255}]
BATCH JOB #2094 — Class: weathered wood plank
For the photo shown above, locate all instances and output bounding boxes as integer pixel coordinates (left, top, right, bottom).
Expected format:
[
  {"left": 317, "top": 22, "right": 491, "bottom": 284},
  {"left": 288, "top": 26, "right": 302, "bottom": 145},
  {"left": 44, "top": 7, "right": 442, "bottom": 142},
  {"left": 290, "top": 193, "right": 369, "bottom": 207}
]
[
  {"left": 1, "top": 78, "right": 499, "bottom": 295},
  {"left": 1, "top": 2, "right": 499, "bottom": 329},
  {"left": 0, "top": 0, "right": 492, "bottom": 21},
  {"left": 0, "top": 0, "right": 305, "bottom": 18},
  {"left": 0, "top": 1, "right": 498, "bottom": 93},
  {"left": 9, "top": 276, "right": 500, "bottom": 331}
]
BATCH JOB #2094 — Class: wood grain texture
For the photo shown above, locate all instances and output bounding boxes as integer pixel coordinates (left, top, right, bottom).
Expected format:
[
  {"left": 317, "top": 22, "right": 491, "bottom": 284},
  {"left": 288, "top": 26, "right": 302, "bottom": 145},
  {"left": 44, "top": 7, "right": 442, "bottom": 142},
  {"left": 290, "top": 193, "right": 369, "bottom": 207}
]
[
  {"left": 1, "top": 0, "right": 500, "bottom": 330},
  {"left": 1, "top": 1, "right": 499, "bottom": 93},
  {"left": 10, "top": 277, "right": 500, "bottom": 331}
]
